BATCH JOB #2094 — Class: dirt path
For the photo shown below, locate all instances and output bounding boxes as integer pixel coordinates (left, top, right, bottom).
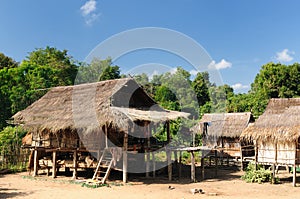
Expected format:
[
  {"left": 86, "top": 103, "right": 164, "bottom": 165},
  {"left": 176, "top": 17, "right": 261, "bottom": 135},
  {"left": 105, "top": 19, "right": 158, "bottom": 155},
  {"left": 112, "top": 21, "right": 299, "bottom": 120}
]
[{"left": 1, "top": 170, "right": 300, "bottom": 199}]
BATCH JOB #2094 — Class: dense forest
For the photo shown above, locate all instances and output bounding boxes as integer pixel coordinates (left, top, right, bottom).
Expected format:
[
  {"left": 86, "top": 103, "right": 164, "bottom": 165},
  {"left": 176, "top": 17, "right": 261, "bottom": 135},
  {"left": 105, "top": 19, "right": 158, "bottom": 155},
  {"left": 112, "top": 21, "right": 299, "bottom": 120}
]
[{"left": 1, "top": 46, "right": 300, "bottom": 147}]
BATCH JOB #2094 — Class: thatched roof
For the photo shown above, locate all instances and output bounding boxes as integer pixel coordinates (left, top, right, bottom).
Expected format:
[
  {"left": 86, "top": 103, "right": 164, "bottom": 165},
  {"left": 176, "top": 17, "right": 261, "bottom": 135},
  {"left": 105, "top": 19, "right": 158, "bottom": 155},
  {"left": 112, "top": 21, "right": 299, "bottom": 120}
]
[
  {"left": 191, "top": 112, "right": 254, "bottom": 138},
  {"left": 13, "top": 78, "right": 189, "bottom": 135},
  {"left": 241, "top": 98, "right": 300, "bottom": 142}
]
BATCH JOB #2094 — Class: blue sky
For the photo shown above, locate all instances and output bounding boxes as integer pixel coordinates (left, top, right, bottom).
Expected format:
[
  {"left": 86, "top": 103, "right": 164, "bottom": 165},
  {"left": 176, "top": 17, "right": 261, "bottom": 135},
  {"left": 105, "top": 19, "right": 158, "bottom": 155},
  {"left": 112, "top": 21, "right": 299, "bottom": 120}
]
[{"left": 1, "top": 1, "right": 300, "bottom": 93}]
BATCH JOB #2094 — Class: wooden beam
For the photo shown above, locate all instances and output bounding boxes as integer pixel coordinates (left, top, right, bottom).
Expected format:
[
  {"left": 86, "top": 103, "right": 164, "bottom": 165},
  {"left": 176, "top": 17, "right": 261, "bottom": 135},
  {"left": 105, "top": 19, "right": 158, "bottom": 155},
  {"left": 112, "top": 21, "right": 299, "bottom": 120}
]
[
  {"left": 123, "top": 132, "right": 128, "bottom": 183},
  {"left": 72, "top": 150, "right": 78, "bottom": 180},
  {"left": 191, "top": 151, "right": 196, "bottom": 182},
  {"left": 52, "top": 150, "right": 57, "bottom": 178},
  {"left": 33, "top": 149, "right": 38, "bottom": 177}
]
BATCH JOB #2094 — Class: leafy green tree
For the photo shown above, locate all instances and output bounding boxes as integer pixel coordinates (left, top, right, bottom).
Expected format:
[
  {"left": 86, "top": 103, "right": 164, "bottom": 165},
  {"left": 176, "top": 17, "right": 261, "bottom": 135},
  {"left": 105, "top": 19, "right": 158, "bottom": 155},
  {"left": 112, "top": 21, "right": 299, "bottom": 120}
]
[
  {"left": 24, "top": 46, "right": 78, "bottom": 85},
  {"left": 0, "top": 53, "right": 18, "bottom": 69},
  {"left": 192, "top": 72, "right": 210, "bottom": 106},
  {"left": 76, "top": 57, "right": 120, "bottom": 83}
]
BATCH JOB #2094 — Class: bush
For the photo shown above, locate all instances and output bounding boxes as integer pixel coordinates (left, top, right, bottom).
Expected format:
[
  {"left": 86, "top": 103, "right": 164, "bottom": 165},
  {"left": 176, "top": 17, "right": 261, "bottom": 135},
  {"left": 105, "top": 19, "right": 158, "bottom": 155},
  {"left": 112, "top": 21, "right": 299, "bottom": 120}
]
[{"left": 241, "top": 162, "right": 279, "bottom": 184}]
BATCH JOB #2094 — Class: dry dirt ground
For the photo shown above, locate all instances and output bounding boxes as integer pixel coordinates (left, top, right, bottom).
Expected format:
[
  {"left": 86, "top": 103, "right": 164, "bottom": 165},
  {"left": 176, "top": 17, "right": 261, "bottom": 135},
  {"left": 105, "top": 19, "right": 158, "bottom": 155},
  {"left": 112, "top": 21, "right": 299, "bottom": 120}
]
[{"left": 1, "top": 167, "right": 300, "bottom": 199}]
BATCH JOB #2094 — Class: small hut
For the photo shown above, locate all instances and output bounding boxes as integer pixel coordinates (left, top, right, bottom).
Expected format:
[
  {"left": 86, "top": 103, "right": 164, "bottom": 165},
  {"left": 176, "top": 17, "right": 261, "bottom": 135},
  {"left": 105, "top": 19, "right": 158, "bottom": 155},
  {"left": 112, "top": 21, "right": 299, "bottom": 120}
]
[
  {"left": 241, "top": 98, "right": 300, "bottom": 186},
  {"left": 192, "top": 112, "right": 255, "bottom": 161},
  {"left": 13, "top": 78, "right": 189, "bottom": 182}
]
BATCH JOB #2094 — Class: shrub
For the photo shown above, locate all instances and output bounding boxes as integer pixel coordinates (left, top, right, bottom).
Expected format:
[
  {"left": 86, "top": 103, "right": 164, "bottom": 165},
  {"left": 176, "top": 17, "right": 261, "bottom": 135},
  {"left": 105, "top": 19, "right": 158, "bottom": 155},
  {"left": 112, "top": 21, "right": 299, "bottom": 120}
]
[{"left": 241, "top": 162, "right": 279, "bottom": 184}]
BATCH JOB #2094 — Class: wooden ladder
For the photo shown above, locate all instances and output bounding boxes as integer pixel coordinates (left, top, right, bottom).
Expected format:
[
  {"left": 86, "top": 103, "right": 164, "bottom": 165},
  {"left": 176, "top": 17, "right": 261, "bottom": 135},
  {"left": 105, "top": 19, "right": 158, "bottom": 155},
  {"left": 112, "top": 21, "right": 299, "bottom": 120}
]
[{"left": 92, "top": 148, "right": 113, "bottom": 184}]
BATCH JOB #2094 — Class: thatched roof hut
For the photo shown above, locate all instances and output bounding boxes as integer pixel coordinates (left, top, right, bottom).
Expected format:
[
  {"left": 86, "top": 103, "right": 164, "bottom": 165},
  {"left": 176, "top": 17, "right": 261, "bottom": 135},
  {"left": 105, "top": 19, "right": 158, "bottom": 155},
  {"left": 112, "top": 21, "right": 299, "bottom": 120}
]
[
  {"left": 13, "top": 78, "right": 189, "bottom": 148},
  {"left": 191, "top": 112, "right": 254, "bottom": 159},
  {"left": 241, "top": 98, "right": 300, "bottom": 143},
  {"left": 192, "top": 112, "right": 254, "bottom": 138},
  {"left": 241, "top": 98, "right": 300, "bottom": 186}
]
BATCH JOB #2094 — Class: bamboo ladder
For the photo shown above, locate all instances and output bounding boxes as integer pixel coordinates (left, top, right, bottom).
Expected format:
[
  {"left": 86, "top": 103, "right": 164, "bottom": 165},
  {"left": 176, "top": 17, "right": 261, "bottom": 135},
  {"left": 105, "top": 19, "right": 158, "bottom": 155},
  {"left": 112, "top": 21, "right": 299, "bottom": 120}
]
[{"left": 92, "top": 148, "right": 114, "bottom": 184}]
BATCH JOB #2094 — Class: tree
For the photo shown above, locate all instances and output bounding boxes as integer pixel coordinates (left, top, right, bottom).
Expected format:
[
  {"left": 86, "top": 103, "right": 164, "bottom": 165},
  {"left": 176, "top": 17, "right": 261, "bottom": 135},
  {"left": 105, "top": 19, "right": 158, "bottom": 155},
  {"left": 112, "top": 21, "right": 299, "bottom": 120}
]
[
  {"left": 76, "top": 57, "right": 121, "bottom": 83},
  {"left": 24, "top": 46, "right": 78, "bottom": 85},
  {"left": 0, "top": 53, "right": 18, "bottom": 69},
  {"left": 192, "top": 72, "right": 210, "bottom": 106}
]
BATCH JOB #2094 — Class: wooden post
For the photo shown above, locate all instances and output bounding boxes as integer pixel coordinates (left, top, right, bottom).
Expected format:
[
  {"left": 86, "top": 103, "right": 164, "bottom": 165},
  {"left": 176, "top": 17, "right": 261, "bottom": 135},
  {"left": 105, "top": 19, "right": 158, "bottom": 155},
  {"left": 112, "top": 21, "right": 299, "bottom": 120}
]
[
  {"left": 146, "top": 130, "right": 151, "bottom": 177},
  {"left": 293, "top": 164, "right": 297, "bottom": 187},
  {"left": 152, "top": 151, "right": 156, "bottom": 178},
  {"left": 255, "top": 144, "right": 258, "bottom": 170},
  {"left": 105, "top": 124, "right": 108, "bottom": 148},
  {"left": 178, "top": 151, "right": 182, "bottom": 179},
  {"left": 201, "top": 156, "right": 205, "bottom": 180},
  {"left": 33, "top": 149, "right": 38, "bottom": 177},
  {"left": 72, "top": 150, "right": 78, "bottom": 180},
  {"left": 167, "top": 149, "right": 172, "bottom": 181},
  {"left": 214, "top": 149, "right": 218, "bottom": 177},
  {"left": 123, "top": 132, "right": 128, "bottom": 183},
  {"left": 191, "top": 151, "right": 196, "bottom": 182},
  {"left": 52, "top": 150, "right": 57, "bottom": 178},
  {"left": 166, "top": 120, "right": 171, "bottom": 143},
  {"left": 146, "top": 151, "right": 150, "bottom": 177},
  {"left": 293, "top": 142, "right": 297, "bottom": 187},
  {"left": 240, "top": 145, "right": 244, "bottom": 171}
]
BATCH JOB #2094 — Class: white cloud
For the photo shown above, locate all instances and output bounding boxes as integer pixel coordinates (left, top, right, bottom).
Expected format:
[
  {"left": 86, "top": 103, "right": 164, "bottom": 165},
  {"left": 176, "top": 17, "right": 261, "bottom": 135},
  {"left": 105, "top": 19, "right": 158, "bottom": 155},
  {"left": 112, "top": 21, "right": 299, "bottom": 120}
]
[
  {"left": 208, "top": 59, "right": 232, "bottom": 70},
  {"left": 189, "top": 69, "right": 199, "bottom": 76},
  {"left": 231, "top": 83, "right": 249, "bottom": 90},
  {"left": 80, "top": 0, "right": 97, "bottom": 16},
  {"left": 80, "top": 0, "right": 100, "bottom": 26},
  {"left": 275, "top": 49, "right": 294, "bottom": 62}
]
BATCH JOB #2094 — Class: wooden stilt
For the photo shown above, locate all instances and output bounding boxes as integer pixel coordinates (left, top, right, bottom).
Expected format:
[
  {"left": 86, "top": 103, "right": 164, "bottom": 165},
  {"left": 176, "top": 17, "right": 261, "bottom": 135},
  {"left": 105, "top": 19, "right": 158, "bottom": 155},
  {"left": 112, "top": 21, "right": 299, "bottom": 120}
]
[
  {"left": 272, "top": 164, "right": 276, "bottom": 184},
  {"left": 123, "top": 132, "right": 128, "bottom": 183},
  {"left": 201, "top": 157, "right": 205, "bottom": 180},
  {"left": 146, "top": 152, "right": 150, "bottom": 177},
  {"left": 240, "top": 145, "right": 244, "bottom": 171},
  {"left": 178, "top": 151, "right": 182, "bottom": 179},
  {"left": 293, "top": 142, "right": 297, "bottom": 187},
  {"left": 191, "top": 151, "right": 196, "bottom": 182},
  {"left": 72, "top": 150, "right": 78, "bottom": 180},
  {"left": 52, "top": 150, "right": 57, "bottom": 178},
  {"left": 293, "top": 164, "right": 297, "bottom": 187},
  {"left": 146, "top": 132, "right": 151, "bottom": 177},
  {"left": 152, "top": 151, "right": 156, "bottom": 178},
  {"left": 255, "top": 145, "right": 258, "bottom": 170},
  {"left": 33, "top": 149, "right": 38, "bottom": 177},
  {"left": 214, "top": 150, "right": 218, "bottom": 177},
  {"left": 167, "top": 149, "right": 172, "bottom": 181}
]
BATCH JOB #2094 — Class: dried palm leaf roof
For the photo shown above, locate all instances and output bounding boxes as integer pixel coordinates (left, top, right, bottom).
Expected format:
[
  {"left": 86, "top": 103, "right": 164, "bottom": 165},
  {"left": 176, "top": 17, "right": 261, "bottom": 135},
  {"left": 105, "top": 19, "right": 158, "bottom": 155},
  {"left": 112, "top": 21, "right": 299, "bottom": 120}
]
[
  {"left": 13, "top": 78, "right": 189, "bottom": 135},
  {"left": 241, "top": 98, "right": 300, "bottom": 142},
  {"left": 191, "top": 112, "right": 254, "bottom": 138}
]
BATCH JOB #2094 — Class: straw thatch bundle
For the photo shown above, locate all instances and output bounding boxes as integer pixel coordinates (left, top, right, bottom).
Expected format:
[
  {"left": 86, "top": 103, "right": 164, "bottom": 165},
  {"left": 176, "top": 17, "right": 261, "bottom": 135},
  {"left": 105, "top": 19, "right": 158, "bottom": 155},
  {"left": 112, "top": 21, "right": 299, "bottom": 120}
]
[
  {"left": 191, "top": 112, "right": 254, "bottom": 138},
  {"left": 13, "top": 78, "right": 189, "bottom": 144},
  {"left": 241, "top": 98, "right": 300, "bottom": 143}
]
